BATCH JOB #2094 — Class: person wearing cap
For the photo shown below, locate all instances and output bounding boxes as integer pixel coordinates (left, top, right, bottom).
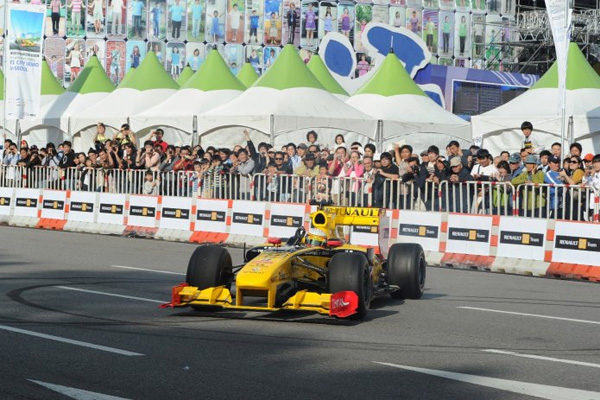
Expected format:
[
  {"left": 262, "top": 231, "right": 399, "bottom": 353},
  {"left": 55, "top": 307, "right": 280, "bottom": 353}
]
[
  {"left": 471, "top": 149, "right": 497, "bottom": 180},
  {"left": 583, "top": 154, "right": 600, "bottom": 192},
  {"left": 294, "top": 152, "right": 319, "bottom": 177},
  {"left": 508, "top": 152, "right": 523, "bottom": 178},
  {"left": 583, "top": 153, "right": 594, "bottom": 169},
  {"left": 521, "top": 121, "right": 543, "bottom": 154},
  {"left": 445, "top": 156, "right": 473, "bottom": 212},
  {"left": 511, "top": 154, "right": 546, "bottom": 217},
  {"left": 544, "top": 155, "right": 562, "bottom": 217}
]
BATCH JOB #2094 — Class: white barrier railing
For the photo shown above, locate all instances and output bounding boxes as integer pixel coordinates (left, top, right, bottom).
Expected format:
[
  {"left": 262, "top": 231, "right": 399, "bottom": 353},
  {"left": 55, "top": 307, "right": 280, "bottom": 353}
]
[{"left": 1, "top": 165, "right": 598, "bottom": 222}]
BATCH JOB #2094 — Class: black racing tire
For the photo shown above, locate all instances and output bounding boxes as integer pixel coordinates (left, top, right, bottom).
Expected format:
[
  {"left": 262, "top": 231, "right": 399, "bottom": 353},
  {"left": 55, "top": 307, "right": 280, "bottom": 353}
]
[
  {"left": 186, "top": 245, "right": 233, "bottom": 290},
  {"left": 328, "top": 252, "right": 371, "bottom": 319},
  {"left": 387, "top": 243, "right": 426, "bottom": 299}
]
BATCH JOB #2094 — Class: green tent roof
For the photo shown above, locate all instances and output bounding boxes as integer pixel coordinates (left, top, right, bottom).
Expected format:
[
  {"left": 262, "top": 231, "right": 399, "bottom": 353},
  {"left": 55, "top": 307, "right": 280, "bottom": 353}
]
[
  {"left": 307, "top": 55, "right": 348, "bottom": 96},
  {"left": 532, "top": 42, "right": 600, "bottom": 90},
  {"left": 67, "top": 56, "right": 115, "bottom": 94},
  {"left": 177, "top": 66, "right": 194, "bottom": 86},
  {"left": 41, "top": 60, "right": 64, "bottom": 95},
  {"left": 355, "top": 52, "right": 426, "bottom": 97},
  {"left": 182, "top": 49, "right": 245, "bottom": 91},
  {"left": 254, "top": 44, "right": 325, "bottom": 90},
  {"left": 117, "top": 67, "right": 136, "bottom": 88},
  {"left": 119, "top": 51, "right": 179, "bottom": 90},
  {"left": 237, "top": 62, "right": 259, "bottom": 88}
]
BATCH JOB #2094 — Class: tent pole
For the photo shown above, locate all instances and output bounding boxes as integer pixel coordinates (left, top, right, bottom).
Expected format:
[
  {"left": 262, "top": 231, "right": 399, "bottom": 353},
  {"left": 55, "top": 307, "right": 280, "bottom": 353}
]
[
  {"left": 376, "top": 120, "right": 383, "bottom": 151},
  {"left": 3, "top": 2, "right": 7, "bottom": 145},
  {"left": 192, "top": 115, "right": 197, "bottom": 147},
  {"left": 567, "top": 115, "right": 573, "bottom": 146},
  {"left": 269, "top": 114, "right": 274, "bottom": 147}
]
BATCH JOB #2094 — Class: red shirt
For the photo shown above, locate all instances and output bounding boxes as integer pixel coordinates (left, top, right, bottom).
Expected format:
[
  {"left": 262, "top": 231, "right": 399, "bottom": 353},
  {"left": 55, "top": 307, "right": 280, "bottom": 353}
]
[{"left": 153, "top": 139, "right": 168, "bottom": 152}]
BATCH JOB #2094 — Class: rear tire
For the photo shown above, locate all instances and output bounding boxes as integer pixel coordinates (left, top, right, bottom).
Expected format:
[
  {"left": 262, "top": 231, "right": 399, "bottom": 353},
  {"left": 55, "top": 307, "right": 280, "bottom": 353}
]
[
  {"left": 387, "top": 243, "right": 426, "bottom": 299},
  {"left": 186, "top": 245, "right": 233, "bottom": 290},
  {"left": 328, "top": 252, "right": 371, "bottom": 319}
]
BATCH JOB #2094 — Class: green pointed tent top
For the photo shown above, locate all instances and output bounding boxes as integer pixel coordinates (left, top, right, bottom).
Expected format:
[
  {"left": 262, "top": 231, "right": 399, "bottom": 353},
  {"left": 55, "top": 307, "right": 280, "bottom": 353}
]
[
  {"left": 182, "top": 49, "right": 245, "bottom": 91},
  {"left": 254, "top": 44, "right": 325, "bottom": 91},
  {"left": 307, "top": 54, "right": 348, "bottom": 96},
  {"left": 118, "top": 51, "right": 179, "bottom": 90},
  {"left": 355, "top": 52, "right": 426, "bottom": 97},
  {"left": 532, "top": 42, "right": 600, "bottom": 90},
  {"left": 177, "top": 66, "right": 194, "bottom": 86},
  {"left": 67, "top": 56, "right": 115, "bottom": 94},
  {"left": 117, "top": 66, "right": 136, "bottom": 88},
  {"left": 41, "top": 60, "right": 64, "bottom": 95},
  {"left": 237, "top": 62, "right": 259, "bottom": 88}
]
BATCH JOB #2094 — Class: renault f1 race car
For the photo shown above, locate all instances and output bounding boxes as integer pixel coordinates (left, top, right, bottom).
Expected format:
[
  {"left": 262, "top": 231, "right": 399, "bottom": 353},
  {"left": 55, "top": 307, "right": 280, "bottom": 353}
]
[{"left": 161, "top": 206, "right": 426, "bottom": 319}]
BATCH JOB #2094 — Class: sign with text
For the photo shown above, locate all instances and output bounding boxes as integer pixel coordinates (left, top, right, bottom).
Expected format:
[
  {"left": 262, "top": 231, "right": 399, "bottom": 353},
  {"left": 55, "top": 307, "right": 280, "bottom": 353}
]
[
  {"left": 128, "top": 195, "right": 158, "bottom": 228},
  {"left": 13, "top": 188, "right": 39, "bottom": 217},
  {"left": 68, "top": 191, "right": 96, "bottom": 223},
  {"left": 159, "top": 196, "right": 192, "bottom": 230},
  {"left": 195, "top": 198, "right": 228, "bottom": 233},
  {"left": 446, "top": 214, "right": 492, "bottom": 256},
  {"left": 40, "top": 190, "right": 66, "bottom": 219},
  {"left": 552, "top": 221, "right": 600, "bottom": 266},
  {"left": 268, "top": 203, "right": 306, "bottom": 238},
  {"left": 396, "top": 211, "right": 442, "bottom": 252},
  {"left": 230, "top": 200, "right": 266, "bottom": 237},
  {"left": 497, "top": 216, "right": 546, "bottom": 261}
]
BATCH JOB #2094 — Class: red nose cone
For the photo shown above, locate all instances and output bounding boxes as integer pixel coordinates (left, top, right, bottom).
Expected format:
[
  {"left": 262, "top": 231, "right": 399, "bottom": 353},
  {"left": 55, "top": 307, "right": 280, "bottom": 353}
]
[{"left": 267, "top": 237, "right": 282, "bottom": 245}]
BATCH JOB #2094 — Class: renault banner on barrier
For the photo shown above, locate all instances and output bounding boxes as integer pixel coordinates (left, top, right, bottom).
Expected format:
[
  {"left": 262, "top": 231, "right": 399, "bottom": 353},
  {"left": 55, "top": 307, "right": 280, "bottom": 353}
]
[{"left": 5, "top": 3, "right": 45, "bottom": 119}]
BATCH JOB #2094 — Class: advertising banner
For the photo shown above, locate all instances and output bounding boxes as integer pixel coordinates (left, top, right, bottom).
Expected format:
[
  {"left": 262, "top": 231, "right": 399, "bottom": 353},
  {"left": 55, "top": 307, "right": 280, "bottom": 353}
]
[
  {"left": 230, "top": 200, "right": 265, "bottom": 236},
  {"left": 97, "top": 193, "right": 127, "bottom": 225},
  {"left": 13, "top": 188, "right": 39, "bottom": 217},
  {"left": 268, "top": 203, "right": 306, "bottom": 238},
  {"left": 545, "top": 0, "right": 572, "bottom": 112},
  {"left": 0, "top": 187, "right": 13, "bottom": 216},
  {"left": 40, "top": 190, "right": 67, "bottom": 219},
  {"left": 396, "top": 210, "right": 442, "bottom": 252},
  {"left": 68, "top": 191, "right": 96, "bottom": 223},
  {"left": 195, "top": 198, "right": 228, "bottom": 233},
  {"left": 128, "top": 195, "right": 158, "bottom": 227},
  {"left": 446, "top": 214, "right": 492, "bottom": 256},
  {"left": 497, "top": 216, "right": 546, "bottom": 261},
  {"left": 5, "top": 3, "right": 46, "bottom": 119},
  {"left": 552, "top": 221, "right": 600, "bottom": 266},
  {"left": 159, "top": 196, "right": 192, "bottom": 230}
]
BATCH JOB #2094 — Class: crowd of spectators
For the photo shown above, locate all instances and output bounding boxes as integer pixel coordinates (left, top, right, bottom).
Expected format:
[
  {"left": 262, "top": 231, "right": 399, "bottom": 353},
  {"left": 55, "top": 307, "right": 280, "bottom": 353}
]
[{"left": 2, "top": 121, "right": 600, "bottom": 219}]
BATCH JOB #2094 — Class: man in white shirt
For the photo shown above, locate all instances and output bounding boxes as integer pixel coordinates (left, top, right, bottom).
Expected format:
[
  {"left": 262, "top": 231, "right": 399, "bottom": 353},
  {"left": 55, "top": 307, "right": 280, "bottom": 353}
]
[
  {"left": 471, "top": 149, "right": 497, "bottom": 180},
  {"left": 110, "top": 0, "right": 125, "bottom": 35}
]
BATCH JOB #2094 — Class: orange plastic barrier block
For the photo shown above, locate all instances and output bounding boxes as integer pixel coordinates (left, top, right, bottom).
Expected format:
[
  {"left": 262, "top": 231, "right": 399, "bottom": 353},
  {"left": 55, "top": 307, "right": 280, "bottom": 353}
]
[
  {"left": 548, "top": 262, "right": 600, "bottom": 282},
  {"left": 36, "top": 218, "right": 67, "bottom": 230},
  {"left": 190, "top": 231, "right": 229, "bottom": 244}
]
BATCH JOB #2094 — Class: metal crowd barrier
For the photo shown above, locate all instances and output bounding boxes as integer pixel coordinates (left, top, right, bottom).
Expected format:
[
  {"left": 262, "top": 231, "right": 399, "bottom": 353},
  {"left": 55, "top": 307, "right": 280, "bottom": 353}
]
[{"left": 1, "top": 165, "right": 598, "bottom": 222}]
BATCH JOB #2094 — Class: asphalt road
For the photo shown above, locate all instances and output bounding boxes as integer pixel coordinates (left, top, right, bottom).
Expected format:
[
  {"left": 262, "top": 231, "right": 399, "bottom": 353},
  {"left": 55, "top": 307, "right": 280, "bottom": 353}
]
[{"left": 1, "top": 226, "right": 599, "bottom": 400}]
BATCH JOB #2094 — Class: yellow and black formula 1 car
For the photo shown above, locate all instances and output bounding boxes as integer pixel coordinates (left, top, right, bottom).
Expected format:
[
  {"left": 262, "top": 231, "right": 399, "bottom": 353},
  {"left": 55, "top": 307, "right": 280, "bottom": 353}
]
[{"left": 161, "top": 206, "right": 426, "bottom": 319}]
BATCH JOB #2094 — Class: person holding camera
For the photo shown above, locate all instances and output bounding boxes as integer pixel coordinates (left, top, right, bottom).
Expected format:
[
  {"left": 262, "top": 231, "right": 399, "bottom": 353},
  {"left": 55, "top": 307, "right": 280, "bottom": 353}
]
[
  {"left": 151, "top": 129, "right": 168, "bottom": 152},
  {"left": 136, "top": 140, "right": 161, "bottom": 171},
  {"left": 371, "top": 152, "right": 399, "bottom": 208}
]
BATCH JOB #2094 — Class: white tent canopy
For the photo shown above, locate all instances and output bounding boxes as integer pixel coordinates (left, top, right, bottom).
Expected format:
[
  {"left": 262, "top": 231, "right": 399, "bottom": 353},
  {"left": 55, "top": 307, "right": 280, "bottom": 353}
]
[
  {"left": 471, "top": 43, "right": 600, "bottom": 155},
  {"left": 197, "top": 45, "right": 377, "bottom": 147},
  {"left": 347, "top": 52, "right": 471, "bottom": 152}
]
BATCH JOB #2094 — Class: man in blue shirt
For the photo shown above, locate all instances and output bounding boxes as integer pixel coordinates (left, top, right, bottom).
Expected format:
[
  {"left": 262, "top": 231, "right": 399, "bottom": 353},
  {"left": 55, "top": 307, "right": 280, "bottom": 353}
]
[
  {"left": 544, "top": 156, "right": 562, "bottom": 217},
  {"left": 170, "top": 0, "right": 184, "bottom": 39},
  {"left": 249, "top": 9, "right": 259, "bottom": 43},
  {"left": 509, "top": 153, "right": 523, "bottom": 179},
  {"left": 131, "top": 0, "right": 144, "bottom": 37}
]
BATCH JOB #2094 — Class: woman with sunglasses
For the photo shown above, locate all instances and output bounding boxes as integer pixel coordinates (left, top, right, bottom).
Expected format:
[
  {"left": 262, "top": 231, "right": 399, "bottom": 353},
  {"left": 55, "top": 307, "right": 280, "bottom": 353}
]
[{"left": 559, "top": 156, "right": 584, "bottom": 185}]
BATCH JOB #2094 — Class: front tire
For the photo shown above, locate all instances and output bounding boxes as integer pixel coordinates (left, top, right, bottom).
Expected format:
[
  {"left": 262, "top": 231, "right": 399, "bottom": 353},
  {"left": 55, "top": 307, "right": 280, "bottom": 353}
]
[
  {"left": 387, "top": 243, "right": 426, "bottom": 299},
  {"left": 328, "top": 252, "right": 371, "bottom": 319},
  {"left": 186, "top": 245, "right": 233, "bottom": 290}
]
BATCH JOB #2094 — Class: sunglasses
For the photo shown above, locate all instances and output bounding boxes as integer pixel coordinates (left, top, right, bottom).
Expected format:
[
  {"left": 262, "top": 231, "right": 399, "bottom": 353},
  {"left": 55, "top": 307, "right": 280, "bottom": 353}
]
[
  {"left": 570, "top": 160, "right": 579, "bottom": 163},
  {"left": 275, "top": 158, "right": 283, "bottom": 161}
]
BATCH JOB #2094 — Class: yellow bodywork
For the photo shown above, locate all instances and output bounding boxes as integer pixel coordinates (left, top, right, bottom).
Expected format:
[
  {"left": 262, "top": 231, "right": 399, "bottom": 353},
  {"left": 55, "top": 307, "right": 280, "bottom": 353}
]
[{"left": 172, "top": 206, "right": 385, "bottom": 315}]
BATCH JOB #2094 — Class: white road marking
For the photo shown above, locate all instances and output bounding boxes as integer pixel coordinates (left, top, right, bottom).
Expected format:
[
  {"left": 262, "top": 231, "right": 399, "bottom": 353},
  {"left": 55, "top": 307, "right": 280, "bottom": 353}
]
[
  {"left": 29, "top": 380, "right": 131, "bottom": 400},
  {"left": 373, "top": 362, "right": 600, "bottom": 400},
  {"left": 483, "top": 349, "right": 600, "bottom": 369},
  {"left": 458, "top": 306, "right": 600, "bottom": 326},
  {"left": 109, "top": 264, "right": 185, "bottom": 276},
  {"left": 0, "top": 325, "right": 143, "bottom": 356},
  {"left": 57, "top": 286, "right": 164, "bottom": 304}
]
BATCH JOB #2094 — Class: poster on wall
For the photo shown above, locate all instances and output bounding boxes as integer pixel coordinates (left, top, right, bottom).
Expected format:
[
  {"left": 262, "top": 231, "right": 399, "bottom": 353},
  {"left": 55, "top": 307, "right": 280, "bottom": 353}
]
[
  {"left": 264, "top": 0, "right": 282, "bottom": 45},
  {"left": 87, "top": 0, "right": 106, "bottom": 37},
  {"left": 45, "top": 0, "right": 66, "bottom": 37},
  {"left": 405, "top": 7, "right": 421, "bottom": 36},
  {"left": 337, "top": 3, "right": 354, "bottom": 45},
  {"left": 6, "top": 3, "right": 46, "bottom": 119},
  {"left": 186, "top": 42, "right": 205, "bottom": 70},
  {"left": 167, "top": 0, "right": 187, "bottom": 40},
  {"left": 472, "top": 0, "right": 486, "bottom": 13},
  {"left": 389, "top": 6, "right": 405, "bottom": 28},
  {"left": 245, "top": 44, "right": 263, "bottom": 74},
  {"left": 439, "top": 0, "right": 454, "bottom": 10},
  {"left": 106, "top": 39, "right": 126, "bottom": 84},
  {"left": 487, "top": 0, "right": 499, "bottom": 14},
  {"left": 187, "top": 0, "right": 205, "bottom": 41},
  {"left": 354, "top": 4, "right": 371, "bottom": 52},
  {"left": 226, "top": 0, "right": 244, "bottom": 43},
  {"left": 107, "top": 0, "right": 127, "bottom": 37},
  {"left": 65, "top": 38, "right": 85, "bottom": 87},
  {"left": 422, "top": 10, "right": 438, "bottom": 54},
  {"left": 454, "top": 12, "right": 470, "bottom": 58},
  {"left": 263, "top": 45, "right": 279, "bottom": 69},
  {"left": 66, "top": 0, "right": 86, "bottom": 37},
  {"left": 485, "top": 14, "right": 501, "bottom": 69},
  {"left": 438, "top": 10, "right": 453, "bottom": 57},
  {"left": 128, "top": 0, "right": 146, "bottom": 39},
  {"left": 472, "top": 14, "right": 485, "bottom": 59},
  {"left": 206, "top": 0, "right": 226, "bottom": 43},
  {"left": 301, "top": 1, "right": 318, "bottom": 50},
  {"left": 456, "top": 0, "right": 470, "bottom": 12},
  {"left": 318, "top": 2, "right": 336, "bottom": 37},
  {"left": 148, "top": 0, "right": 166, "bottom": 40},
  {"left": 44, "top": 37, "right": 65, "bottom": 81},
  {"left": 423, "top": 0, "right": 439, "bottom": 10},
  {"left": 282, "top": 0, "right": 299, "bottom": 46},
  {"left": 224, "top": 43, "right": 244, "bottom": 74},
  {"left": 166, "top": 41, "right": 185, "bottom": 79},
  {"left": 126, "top": 39, "right": 145, "bottom": 71},
  {"left": 245, "top": 0, "right": 263, "bottom": 44}
]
